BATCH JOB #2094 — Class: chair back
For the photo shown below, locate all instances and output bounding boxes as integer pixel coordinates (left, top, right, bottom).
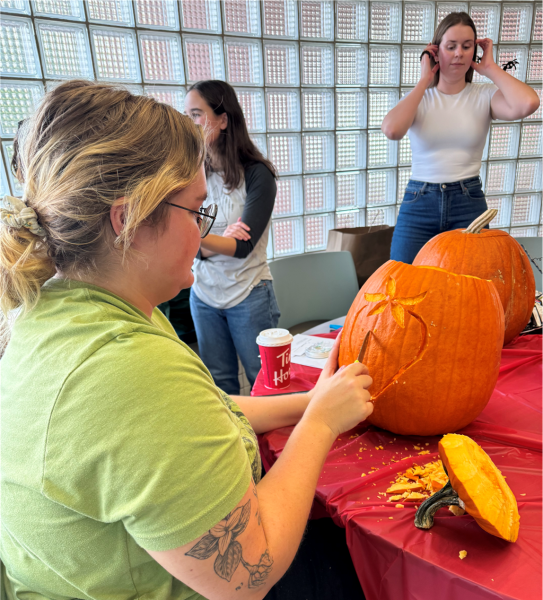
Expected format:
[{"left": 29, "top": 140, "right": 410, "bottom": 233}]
[
  {"left": 514, "top": 237, "right": 542, "bottom": 291},
  {"left": 269, "top": 251, "right": 359, "bottom": 330}
]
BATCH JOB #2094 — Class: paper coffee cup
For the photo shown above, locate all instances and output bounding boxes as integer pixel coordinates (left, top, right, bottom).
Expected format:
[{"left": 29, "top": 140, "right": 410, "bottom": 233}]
[{"left": 257, "top": 328, "right": 293, "bottom": 390}]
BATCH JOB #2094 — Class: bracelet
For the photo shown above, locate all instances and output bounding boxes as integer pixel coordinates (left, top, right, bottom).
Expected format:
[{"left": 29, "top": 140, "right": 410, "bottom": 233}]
[{"left": 420, "top": 50, "right": 433, "bottom": 62}]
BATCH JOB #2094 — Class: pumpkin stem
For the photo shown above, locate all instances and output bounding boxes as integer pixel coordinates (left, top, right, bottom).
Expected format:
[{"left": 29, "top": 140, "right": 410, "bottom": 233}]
[
  {"left": 462, "top": 209, "right": 498, "bottom": 234},
  {"left": 414, "top": 480, "right": 465, "bottom": 529}
]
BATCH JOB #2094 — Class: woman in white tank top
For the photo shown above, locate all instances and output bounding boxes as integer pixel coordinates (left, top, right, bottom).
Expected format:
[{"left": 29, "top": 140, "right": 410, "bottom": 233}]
[{"left": 382, "top": 12, "right": 540, "bottom": 264}]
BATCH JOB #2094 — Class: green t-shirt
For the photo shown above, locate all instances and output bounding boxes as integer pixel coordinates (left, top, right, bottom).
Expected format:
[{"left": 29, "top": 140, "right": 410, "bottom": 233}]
[{"left": 0, "top": 279, "right": 261, "bottom": 600}]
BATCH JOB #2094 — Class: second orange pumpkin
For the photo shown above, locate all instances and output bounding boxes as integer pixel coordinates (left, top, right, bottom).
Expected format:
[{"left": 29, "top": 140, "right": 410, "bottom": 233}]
[{"left": 413, "top": 211, "right": 536, "bottom": 346}]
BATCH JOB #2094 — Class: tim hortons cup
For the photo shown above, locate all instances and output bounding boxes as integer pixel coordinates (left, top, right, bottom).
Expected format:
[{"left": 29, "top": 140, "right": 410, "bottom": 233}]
[{"left": 257, "top": 328, "right": 294, "bottom": 390}]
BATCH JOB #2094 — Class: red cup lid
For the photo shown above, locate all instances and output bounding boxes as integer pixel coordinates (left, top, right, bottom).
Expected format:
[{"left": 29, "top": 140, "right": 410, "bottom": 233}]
[{"left": 257, "top": 328, "right": 293, "bottom": 347}]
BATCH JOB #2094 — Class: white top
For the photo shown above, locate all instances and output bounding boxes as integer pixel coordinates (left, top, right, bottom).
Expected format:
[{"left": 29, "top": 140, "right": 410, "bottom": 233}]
[
  {"left": 192, "top": 171, "right": 272, "bottom": 310},
  {"left": 409, "top": 83, "right": 498, "bottom": 183}
]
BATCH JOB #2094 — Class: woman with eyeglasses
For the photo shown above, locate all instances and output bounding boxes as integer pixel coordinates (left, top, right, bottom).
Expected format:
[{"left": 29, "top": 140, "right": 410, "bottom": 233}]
[
  {"left": 1, "top": 80, "right": 374, "bottom": 600},
  {"left": 184, "top": 80, "right": 279, "bottom": 395}
]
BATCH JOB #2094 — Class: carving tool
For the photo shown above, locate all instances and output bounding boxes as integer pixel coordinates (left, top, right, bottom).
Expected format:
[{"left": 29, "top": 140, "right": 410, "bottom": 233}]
[{"left": 355, "top": 331, "right": 371, "bottom": 364}]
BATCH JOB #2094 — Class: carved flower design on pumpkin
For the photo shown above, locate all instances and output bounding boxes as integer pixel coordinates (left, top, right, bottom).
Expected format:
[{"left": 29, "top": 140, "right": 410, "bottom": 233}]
[{"left": 365, "top": 276, "right": 428, "bottom": 328}]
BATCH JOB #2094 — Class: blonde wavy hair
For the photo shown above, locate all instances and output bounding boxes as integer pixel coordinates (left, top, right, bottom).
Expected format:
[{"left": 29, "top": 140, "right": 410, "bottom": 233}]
[{"left": 0, "top": 80, "right": 205, "bottom": 342}]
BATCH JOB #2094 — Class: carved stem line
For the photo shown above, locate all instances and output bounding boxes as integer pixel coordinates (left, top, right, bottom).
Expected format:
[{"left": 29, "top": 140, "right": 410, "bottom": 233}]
[{"left": 370, "top": 309, "right": 429, "bottom": 402}]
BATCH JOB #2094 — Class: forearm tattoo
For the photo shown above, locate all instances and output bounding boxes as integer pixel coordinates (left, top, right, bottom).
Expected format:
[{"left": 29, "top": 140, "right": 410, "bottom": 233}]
[{"left": 185, "top": 496, "right": 274, "bottom": 589}]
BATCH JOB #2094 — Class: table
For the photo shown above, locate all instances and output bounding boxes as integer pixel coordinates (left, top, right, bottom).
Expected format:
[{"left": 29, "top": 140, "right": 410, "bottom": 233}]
[{"left": 253, "top": 332, "right": 542, "bottom": 600}]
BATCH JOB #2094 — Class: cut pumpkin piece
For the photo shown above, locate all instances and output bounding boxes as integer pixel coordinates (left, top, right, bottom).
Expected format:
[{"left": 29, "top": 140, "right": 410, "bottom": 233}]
[
  {"left": 404, "top": 492, "right": 427, "bottom": 502},
  {"left": 431, "top": 475, "right": 448, "bottom": 491},
  {"left": 388, "top": 495, "right": 403, "bottom": 502},
  {"left": 386, "top": 482, "right": 424, "bottom": 494},
  {"left": 415, "top": 434, "right": 519, "bottom": 542}
]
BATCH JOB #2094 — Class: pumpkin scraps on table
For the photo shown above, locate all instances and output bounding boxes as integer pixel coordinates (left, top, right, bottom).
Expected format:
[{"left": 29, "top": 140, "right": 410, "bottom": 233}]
[{"left": 385, "top": 459, "right": 449, "bottom": 505}]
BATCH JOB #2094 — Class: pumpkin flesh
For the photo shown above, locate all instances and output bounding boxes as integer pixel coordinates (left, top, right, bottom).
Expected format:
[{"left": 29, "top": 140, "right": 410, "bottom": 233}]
[
  {"left": 339, "top": 261, "right": 504, "bottom": 436},
  {"left": 439, "top": 434, "right": 519, "bottom": 542}
]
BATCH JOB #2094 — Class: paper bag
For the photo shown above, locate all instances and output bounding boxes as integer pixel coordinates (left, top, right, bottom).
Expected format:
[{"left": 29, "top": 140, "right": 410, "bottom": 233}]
[{"left": 326, "top": 225, "right": 394, "bottom": 288}]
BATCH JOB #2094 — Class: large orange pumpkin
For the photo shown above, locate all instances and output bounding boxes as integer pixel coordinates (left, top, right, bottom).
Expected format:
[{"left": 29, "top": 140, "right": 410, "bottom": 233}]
[
  {"left": 413, "top": 210, "right": 536, "bottom": 346},
  {"left": 339, "top": 260, "right": 504, "bottom": 436}
]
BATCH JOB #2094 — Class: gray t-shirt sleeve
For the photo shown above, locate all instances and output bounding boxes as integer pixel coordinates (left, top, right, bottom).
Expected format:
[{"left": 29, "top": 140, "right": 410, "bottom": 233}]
[{"left": 234, "top": 162, "right": 276, "bottom": 260}]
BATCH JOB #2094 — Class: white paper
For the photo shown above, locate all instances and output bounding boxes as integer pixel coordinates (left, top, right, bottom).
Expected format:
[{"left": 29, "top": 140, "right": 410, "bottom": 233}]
[
  {"left": 290, "top": 354, "right": 329, "bottom": 370},
  {"left": 290, "top": 334, "right": 332, "bottom": 370},
  {"left": 291, "top": 334, "right": 323, "bottom": 356}
]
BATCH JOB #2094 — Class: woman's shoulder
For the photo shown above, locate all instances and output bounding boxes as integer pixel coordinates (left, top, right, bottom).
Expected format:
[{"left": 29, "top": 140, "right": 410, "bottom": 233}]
[
  {"left": 243, "top": 161, "right": 277, "bottom": 194},
  {"left": 465, "top": 82, "right": 498, "bottom": 95},
  {"left": 462, "top": 82, "right": 499, "bottom": 107},
  {"left": 243, "top": 160, "right": 275, "bottom": 179},
  {"left": 7, "top": 281, "right": 185, "bottom": 380}
]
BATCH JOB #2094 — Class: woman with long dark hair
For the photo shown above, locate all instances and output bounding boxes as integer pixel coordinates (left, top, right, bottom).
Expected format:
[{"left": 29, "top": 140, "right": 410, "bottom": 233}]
[
  {"left": 382, "top": 12, "right": 539, "bottom": 264},
  {"left": 185, "top": 80, "right": 279, "bottom": 395}
]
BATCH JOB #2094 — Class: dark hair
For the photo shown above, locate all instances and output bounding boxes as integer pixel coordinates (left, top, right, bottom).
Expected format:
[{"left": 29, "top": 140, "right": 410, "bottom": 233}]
[
  {"left": 10, "top": 120, "right": 25, "bottom": 180},
  {"left": 430, "top": 12, "right": 478, "bottom": 88},
  {"left": 188, "top": 80, "right": 277, "bottom": 191}
]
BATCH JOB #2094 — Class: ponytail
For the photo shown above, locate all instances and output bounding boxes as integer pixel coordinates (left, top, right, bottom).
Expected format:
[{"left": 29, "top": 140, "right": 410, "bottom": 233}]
[{"left": 0, "top": 224, "right": 55, "bottom": 350}]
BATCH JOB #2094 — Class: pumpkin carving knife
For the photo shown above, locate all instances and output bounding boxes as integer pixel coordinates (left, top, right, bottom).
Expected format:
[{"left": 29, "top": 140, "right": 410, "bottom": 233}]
[{"left": 355, "top": 331, "right": 371, "bottom": 364}]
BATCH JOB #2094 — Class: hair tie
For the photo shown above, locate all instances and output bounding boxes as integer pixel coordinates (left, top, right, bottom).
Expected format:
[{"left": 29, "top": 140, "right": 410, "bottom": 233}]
[
  {"left": 0, "top": 195, "right": 46, "bottom": 238},
  {"left": 420, "top": 50, "right": 433, "bottom": 62}
]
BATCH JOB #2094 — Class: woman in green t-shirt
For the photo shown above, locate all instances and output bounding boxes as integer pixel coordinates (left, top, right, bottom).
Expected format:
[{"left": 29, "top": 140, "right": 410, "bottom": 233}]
[{"left": 0, "top": 80, "right": 373, "bottom": 600}]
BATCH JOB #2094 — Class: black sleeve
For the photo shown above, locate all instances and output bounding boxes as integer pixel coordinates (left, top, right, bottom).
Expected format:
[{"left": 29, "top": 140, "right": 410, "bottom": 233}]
[{"left": 234, "top": 162, "right": 277, "bottom": 260}]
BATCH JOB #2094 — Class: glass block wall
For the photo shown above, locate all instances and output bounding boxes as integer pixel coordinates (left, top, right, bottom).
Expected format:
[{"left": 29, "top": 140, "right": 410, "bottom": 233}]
[{"left": 0, "top": 0, "right": 541, "bottom": 258}]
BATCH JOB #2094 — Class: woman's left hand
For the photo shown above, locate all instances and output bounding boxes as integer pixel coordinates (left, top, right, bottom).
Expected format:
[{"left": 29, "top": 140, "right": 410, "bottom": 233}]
[
  {"left": 472, "top": 38, "right": 496, "bottom": 76},
  {"left": 223, "top": 218, "right": 251, "bottom": 241}
]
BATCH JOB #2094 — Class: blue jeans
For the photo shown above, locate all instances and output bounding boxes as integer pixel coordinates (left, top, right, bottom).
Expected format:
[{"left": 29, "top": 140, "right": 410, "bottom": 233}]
[
  {"left": 190, "top": 281, "right": 281, "bottom": 395},
  {"left": 390, "top": 176, "right": 488, "bottom": 264}
]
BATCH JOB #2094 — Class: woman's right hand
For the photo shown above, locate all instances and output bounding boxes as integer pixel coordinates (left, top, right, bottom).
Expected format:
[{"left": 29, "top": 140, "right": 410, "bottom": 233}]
[
  {"left": 420, "top": 43, "right": 440, "bottom": 88},
  {"left": 304, "top": 332, "right": 373, "bottom": 437},
  {"left": 223, "top": 217, "right": 251, "bottom": 241}
]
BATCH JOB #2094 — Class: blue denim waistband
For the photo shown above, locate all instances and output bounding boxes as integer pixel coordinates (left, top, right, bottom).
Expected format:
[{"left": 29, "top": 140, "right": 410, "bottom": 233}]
[{"left": 408, "top": 176, "right": 482, "bottom": 191}]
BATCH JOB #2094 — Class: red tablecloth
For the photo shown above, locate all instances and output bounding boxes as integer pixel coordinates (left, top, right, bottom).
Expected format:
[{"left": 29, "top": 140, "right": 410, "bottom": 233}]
[{"left": 253, "top": 333, "right": 542, "bottom": 600}]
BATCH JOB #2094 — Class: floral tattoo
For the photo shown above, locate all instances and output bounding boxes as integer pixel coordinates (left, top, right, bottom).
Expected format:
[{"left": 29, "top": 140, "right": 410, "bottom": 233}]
[
  {"left": 242, "top": 550, "right": 274, "bottom": 588},
  {"left": 185, "top": 499, "right": 274, "bottom": 588}
]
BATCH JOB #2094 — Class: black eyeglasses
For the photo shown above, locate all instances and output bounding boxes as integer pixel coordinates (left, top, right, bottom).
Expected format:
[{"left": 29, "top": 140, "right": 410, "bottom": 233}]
[{"left": 165, "top": 202, "right": 217, "bottom": 238}]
